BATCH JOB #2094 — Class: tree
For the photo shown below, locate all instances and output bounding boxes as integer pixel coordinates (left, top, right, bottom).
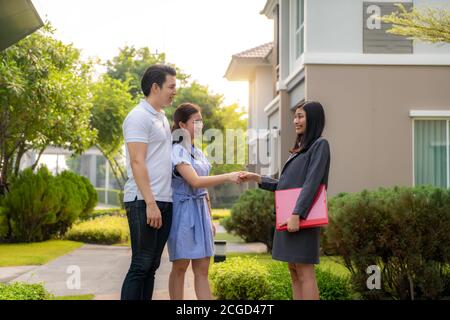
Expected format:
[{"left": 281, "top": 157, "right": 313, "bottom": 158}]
[
  {"left": 171, "top": 81, "right": 225, "bottom": 132},
  {"left": 0, "top": 23, "right": 96, "bottom": 194},
  {"left": 382, "top": 4, "right": 450, "bottom": 43},
  {"left": 106, "top": 46, "right": 189, "bottom": 101},
  {"left": 90, "top": 74, "right": 134, "bottom": 190}
]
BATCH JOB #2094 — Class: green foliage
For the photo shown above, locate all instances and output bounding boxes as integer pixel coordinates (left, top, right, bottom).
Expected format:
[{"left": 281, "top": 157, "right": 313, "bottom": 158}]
[
  {"left": 0, "top": 22, "right": 96, "bottom": 192},
  {"left": 4, "top": 167, "right": 61, "bottom": 242},
  {"left": 84, "top": 208, "right": 126, "bottom": 221},
  {"left": 211, "top": 209, "right": 231, "bottom": 220},
  {"left": 65, "top": 215, "right": 129, "bottom": 245},
  {"left": 324, "top": 185, "right": 450, "bottom": 300},
  {"left": 2, "top": 167, "right": 97, "bottom": 242},
  {"left": 0, "top": 282, "right": 53, "bottom": 300},
  {"left": 222, "top": 188, "right": 275, "bottom": 252},
  {"left": 315, "top": 268, "right": 354, "bottom": 300},
  {"left": 209, "top": 257, "right": 270, "bottom": 300},
  {"left": 80, "top": 176, "right": 98, "bottom": 216},
  {"left": 210, "top": 257, "right": 354, "bottom": 300},
  {"left": 263, "top": 262, "right": 293, "bottom": 300},
  {"left": 382, "top": 4, "right": 450, "bottom": 43},
  {"left": 90, "top": 75, "right": 134, "bottom": 190},
  {"left": 106, "top": 45, "right": 189, "bottom": 101},
  {"left": 0, "top": 206, "right": 9, "bottom": 240}
]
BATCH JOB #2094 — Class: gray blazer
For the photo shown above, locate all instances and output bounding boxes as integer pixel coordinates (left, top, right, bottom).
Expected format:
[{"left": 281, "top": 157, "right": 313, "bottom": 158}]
[{"left": 258, "top": 137, "right": 330, "bottom": 219}]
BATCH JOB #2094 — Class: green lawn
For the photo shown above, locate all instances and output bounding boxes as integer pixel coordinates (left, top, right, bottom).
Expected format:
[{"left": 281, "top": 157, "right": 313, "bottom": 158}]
[
  {"left": 214, "top": 232, "right": 244, "bottom": 243},
  {"left": 0, "top": 240, "right": 83, "bottom": 267}
]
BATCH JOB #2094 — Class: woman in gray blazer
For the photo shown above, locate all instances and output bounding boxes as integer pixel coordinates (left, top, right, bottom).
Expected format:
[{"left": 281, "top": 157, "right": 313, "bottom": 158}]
[{"left": 240, "top": 101, "right": 330, "bottom": 300}]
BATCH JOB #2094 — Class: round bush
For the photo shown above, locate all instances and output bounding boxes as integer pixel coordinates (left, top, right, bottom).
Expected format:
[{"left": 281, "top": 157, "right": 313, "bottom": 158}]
[
  {"left": 222, "top": 189, "right": 275, "bottom": 252},
  {"left": 324, "top": 185, "right": 450, "bottom": 300},
  {"left": 210, "top": 257, "right": 354, "bottom": 300},
  {"left": 4, "top": 167, "right": 61, "bottom": 242},
  {"left": 209, "top": 257, "right": 270, "bottom": 300}
]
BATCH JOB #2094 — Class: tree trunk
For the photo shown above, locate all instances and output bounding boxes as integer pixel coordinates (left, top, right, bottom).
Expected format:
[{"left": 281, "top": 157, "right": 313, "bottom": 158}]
[{"left": 31, "top": 146, "right": 47, "bottom": 171}]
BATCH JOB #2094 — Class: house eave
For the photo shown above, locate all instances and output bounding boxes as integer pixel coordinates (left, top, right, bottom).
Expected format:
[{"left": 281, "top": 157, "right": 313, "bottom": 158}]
[
  {"left": 225, "top": 56, "right": 271, "bottom": 81},
  {"left": 260, "top": 0, "right": 277, "bottom": 19}
]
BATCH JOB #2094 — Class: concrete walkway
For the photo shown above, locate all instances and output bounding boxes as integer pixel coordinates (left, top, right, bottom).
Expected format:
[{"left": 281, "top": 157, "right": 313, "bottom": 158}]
[{"left": 3, "top": 239, "right": 267, "bottom": 300}]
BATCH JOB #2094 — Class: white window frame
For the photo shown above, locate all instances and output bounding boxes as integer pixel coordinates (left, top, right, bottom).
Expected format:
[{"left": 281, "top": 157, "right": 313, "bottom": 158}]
[
  {"left": 289, "top": 0, "right": 304, "bottom": 71},
  {"left": 410, "top": 111, "right": 450, "bottom": 188}
]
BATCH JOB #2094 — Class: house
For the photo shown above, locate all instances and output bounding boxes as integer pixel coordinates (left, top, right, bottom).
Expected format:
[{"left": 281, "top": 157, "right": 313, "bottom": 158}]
[
  {"left": 226, "top": 0, "right": 450, "bottom": 196},
  {"left": 0, "top": 0, "right": 43, "bottom": 51}
]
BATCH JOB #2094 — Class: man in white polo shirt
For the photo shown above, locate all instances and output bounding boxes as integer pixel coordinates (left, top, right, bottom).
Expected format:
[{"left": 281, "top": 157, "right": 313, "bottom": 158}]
[{"left": 121, "top": 65, "right": 176, "bottom": 300}]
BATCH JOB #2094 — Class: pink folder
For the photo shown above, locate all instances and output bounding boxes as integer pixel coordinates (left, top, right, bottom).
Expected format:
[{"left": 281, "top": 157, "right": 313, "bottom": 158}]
[{"left": 275, "top": 184, "right": 328, "bottom": 231}]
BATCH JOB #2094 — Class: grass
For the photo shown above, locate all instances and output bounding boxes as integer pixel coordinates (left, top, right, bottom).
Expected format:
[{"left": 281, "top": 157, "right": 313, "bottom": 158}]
[
  {"left": 0, "top": 240, "right": 83, "bottom": 267},
  {"left": 214, "top": 232, "right": 245, "bottom": 243},
  {"left": 320, "top": 256, "right": 351, "bottom": 277}
]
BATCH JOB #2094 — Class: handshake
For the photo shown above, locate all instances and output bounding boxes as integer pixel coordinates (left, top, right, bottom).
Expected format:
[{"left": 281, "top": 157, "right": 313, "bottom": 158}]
[{"left": 227, "top": 171, "right": 262, "bottom": 185}]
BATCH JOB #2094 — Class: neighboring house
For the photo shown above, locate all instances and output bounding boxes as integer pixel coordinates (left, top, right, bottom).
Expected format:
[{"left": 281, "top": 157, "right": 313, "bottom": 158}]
[
  {"left": 225, "top": 42, "right": 278, "bottom": 176},
  {"left": 226, "top": 0, "right": 450, "bottom": 196}
]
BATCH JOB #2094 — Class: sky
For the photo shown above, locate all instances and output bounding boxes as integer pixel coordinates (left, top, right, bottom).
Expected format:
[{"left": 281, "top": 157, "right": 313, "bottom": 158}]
[{"left": 32, "top": 0, "right": 274, "bottom": 109}]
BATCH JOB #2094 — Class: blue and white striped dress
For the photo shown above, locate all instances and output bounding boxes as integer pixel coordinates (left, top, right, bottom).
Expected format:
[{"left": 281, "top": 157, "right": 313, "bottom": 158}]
[{"left": 167, "top": 143, "right": 214, "bottom": 262}]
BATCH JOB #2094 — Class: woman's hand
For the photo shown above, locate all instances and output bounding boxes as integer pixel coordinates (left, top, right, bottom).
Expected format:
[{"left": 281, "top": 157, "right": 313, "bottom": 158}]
[
  {"left": 238, "top": 171, "right": 262, "bottom": 184},
  {"left": 278, "top": 214, "right": 300, "bottom": 232},
  {"left": 227, "top": 172, "right": 243, "bottom": 184}
]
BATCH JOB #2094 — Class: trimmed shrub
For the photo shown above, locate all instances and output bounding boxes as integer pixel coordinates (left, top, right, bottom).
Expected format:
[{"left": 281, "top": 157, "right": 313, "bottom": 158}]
[
  {"left": 263, "top": 262, "right": 292, "bottom": 300},
  {"left": 4, "top": 167, "right": 61, "bottom": 242},
  {"left": 324, "top": 185, "right": 450, "bottom": 300},
  {"left": 0, "top": 282, "right": 53, "bottom": 300},
  {"left": 80, "top": 208, "right": 126, "bottom": 221},
  {"left": 210, "top": 257, "right": 354, "bottom": 300},
  {"left": 211, "top": 209, "right": 230, "bottom": 220},
  {"left": 0, "top": 206, "right": 8, "bottom": 240},
  {"left": 222, "top": 189, "right": 275, "bottom": 252},
  {"left": 80, "top": 176, "right": 98, "bottom": 216},
  {"left": 65, "top": 215, "right": 129, "bottom": 245},
  {"left": 209, "top": 257, "right": 270, "bottom": 300},
  {"left": 2, "top": 167, "right": 98, "bottom": 242}
]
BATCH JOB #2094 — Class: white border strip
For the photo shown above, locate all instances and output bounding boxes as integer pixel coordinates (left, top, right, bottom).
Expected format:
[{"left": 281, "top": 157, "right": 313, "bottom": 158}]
[
  {"left": 303, "top": 53, "right": 450, "bottom": 66},
  {"left": 409, "top": 110, "right": 450, "bottom": 118}
]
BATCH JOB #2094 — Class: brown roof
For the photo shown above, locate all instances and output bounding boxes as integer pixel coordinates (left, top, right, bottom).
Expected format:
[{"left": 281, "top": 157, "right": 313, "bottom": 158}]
[{"left": 233, "top": 42, "right": 273, "bottom": 59}]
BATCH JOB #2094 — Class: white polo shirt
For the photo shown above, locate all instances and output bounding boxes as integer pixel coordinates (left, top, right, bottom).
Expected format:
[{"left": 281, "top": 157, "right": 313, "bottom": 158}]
[{"left": 122, "top": 99, "right": 173, "bottom": 203}]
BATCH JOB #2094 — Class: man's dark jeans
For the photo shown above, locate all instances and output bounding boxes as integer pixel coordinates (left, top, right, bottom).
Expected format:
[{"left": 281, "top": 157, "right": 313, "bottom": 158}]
[{"left": 120, "top": 199, "right": 172, "bottom": 300}]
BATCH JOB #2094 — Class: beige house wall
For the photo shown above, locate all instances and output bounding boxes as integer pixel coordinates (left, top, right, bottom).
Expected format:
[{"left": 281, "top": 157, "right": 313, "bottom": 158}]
[{"left": 290, "top": 64, "right": 450, "bottom": 196}]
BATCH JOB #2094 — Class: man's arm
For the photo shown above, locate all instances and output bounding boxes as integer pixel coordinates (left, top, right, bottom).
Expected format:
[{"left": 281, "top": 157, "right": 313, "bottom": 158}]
[{"left": 127, "top": 142, "right": 162, "bottom": 229}]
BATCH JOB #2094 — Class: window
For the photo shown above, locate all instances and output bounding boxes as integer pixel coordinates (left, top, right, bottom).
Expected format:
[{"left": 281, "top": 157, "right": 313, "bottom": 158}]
[
  {"left": 290, "top": 0, "right": 304, "bottom": 68},
  {"left": 295, "top": 0, "right": 304, "bottom": 58},
  {"left": 414, "top": 119, "right": 449, "bottom": 188}
]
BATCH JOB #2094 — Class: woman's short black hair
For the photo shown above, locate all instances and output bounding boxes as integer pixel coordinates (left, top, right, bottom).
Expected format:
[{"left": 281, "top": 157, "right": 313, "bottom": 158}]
[
  {"left": 291, "top": 101, "right": 326, "bottom": 153},
  {"left": 141, "top": 64, "right": 176, "bottom": 97}
]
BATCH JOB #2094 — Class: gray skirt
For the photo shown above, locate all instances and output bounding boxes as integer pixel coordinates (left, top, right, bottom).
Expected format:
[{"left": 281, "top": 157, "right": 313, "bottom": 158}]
[{"left": 272, "top": 227, "right": 321, "bottom": 264}]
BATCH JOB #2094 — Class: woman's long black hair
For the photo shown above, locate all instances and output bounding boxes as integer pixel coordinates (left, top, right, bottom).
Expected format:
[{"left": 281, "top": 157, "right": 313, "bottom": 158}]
[{"left": 290, "top": 101, "right": 326, "bottom": 153}]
